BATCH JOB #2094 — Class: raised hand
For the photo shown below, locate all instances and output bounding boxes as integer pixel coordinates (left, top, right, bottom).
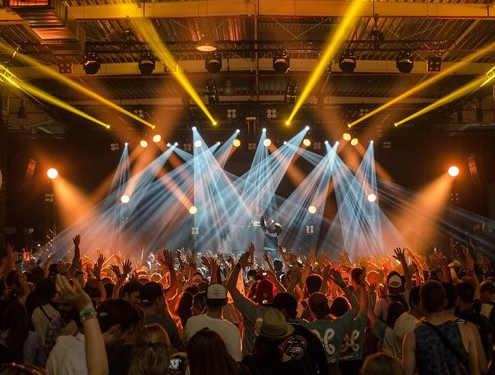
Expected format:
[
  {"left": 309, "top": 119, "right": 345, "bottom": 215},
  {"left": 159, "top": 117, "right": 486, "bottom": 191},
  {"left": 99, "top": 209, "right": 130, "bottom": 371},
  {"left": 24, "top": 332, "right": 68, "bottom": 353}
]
[
  {"left": 55, "top": 274, "right": 92, "bottom": 311},
  {"left": 93, "top": 254, "right": 105, "bottom": 279},
  {"left": 328, "top": 269, "right": 346, "bottom": 288},
  {"left": 162, "top": 249, "right": 174, "bottom": 269},
  {"left": 73, "top": 235, "right": 81, "bottom": 248},
  {"left": 110, "top": 264, "right": 122, "bottom": 279},
  {"left": 238, "top": 251, "right": 251, "bottom": 268},
  {"left": 122, "top": 259, "right": 132, "bottom": 275},
  {"left": 393, "top": 248, "right": 407, "bottom": 263}
]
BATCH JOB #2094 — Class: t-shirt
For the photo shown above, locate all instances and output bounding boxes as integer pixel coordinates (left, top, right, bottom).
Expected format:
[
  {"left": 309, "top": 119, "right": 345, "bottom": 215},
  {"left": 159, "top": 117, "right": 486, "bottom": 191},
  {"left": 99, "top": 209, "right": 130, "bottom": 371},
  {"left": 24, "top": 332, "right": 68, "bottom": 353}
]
[
  {"left": 339, "top": 312, "right": 368, "bottom": 362},
  {"left": 392, "top": 312, "right": 420, "bottom": 358},
  {"left": 182, "top": 313, "right": 242, "bottom": 361},
  {"left": 303, "top": 310, "right": 354, "bottom": 364},
  {"left": 283, "top": 319, "right": 329, "bottom": 375},
  {"left": 46, "top": 332, "right": 87, "bottom": 375},
  {"left": 232, "top": 293, "right": 269, "bottom": 356}
]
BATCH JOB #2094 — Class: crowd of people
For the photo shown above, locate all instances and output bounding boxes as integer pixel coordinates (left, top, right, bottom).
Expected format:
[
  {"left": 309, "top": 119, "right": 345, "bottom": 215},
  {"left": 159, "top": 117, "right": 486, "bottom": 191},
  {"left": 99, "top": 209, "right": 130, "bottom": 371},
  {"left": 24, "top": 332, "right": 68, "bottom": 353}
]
[{"left": 0, "top": 232, "right": 494, "bottom": 375}]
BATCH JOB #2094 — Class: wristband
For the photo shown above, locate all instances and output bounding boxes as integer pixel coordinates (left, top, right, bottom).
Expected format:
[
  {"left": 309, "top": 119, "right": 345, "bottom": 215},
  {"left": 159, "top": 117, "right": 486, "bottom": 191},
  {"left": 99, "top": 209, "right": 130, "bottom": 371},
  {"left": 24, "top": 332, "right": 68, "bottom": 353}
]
[{"left": 79, "top": 307, "right": 97, "bottom": 323}]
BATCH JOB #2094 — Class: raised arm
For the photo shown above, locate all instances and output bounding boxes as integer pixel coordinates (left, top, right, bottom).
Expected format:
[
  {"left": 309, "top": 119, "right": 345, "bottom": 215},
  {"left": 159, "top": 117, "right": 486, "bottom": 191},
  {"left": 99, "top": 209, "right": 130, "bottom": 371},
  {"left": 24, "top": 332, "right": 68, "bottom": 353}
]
[
  {"left": 56, "top": 274, "right": 108, "bottom": 375},
  {"left": 393, "top": 248, "right": 412, "bottom": 291},
  {"left": 226, "top": 249, "right": 251, "bottom": 299},
  {"left": 329, "top": 269, "right": 360, "bottom": 316}
]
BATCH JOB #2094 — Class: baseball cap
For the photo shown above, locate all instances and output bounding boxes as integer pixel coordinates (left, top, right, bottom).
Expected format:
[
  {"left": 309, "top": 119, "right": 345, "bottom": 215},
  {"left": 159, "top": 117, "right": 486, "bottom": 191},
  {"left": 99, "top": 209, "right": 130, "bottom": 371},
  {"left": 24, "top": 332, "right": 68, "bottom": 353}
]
[
  {"left": 387, "top": 271, "right": 404, "bottom": 295},
  {"left": 140, "top": 282, "right": 163, "bottom": 307},
  {"left": 206, "top": 283, "right": 227, "bottom": 300},
  {"left": 254, "top": 279, "right": 276, "bottom": 305}
]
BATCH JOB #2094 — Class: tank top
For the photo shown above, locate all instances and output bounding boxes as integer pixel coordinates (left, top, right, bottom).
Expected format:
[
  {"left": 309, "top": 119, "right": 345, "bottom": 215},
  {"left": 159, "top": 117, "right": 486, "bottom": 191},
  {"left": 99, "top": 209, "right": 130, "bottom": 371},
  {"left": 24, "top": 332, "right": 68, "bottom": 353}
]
[{"left": 414, "top": 320, "right": 469, "bottom": 375}]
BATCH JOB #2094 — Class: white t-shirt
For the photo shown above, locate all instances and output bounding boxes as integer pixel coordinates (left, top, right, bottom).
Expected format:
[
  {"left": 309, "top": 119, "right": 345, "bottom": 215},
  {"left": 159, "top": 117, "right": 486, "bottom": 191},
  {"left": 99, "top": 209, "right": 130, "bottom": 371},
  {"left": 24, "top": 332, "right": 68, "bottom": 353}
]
[
  {"left": 392, "top": 312, "right": 420, "bottom": 358},
  {"left": 182, "top": 313, "right": 242, "bottom": 361},
  {"left": 46, "top": 332, "right": 87, "bottom": 375}
]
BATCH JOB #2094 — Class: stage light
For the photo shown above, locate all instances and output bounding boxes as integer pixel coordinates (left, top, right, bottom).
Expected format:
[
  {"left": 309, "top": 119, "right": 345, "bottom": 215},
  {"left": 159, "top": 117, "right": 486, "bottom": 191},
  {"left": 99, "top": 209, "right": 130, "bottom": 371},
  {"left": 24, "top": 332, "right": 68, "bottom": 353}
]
[
  {"left": 212, "top": 120, "right": 218, "bottom": 126},
  {"left": 236, "top": 129, "right": 240, "bottom": 133},
  {"left": 335, "top": 141, "right": 339, "bottom": 145},
  {"left": 205, "top": 52, "right": 222, "bottom": 73},
  {"left": 305, "top": 125, "right": 310, "bottom": 130},
  {"left": 266, "top": 108, "right": 278, "bottom": 119},
  {"left": 197, "top": 36, "right": 217, "bottom": 52},
  {"left": 367, "top": 193, "right": 377, "bottom": 203},
  {"left": 233, "top": 139, "right": 241, "bottom": 147},
  {"left": 189, "top": 206, "right": 198, "bottom": 215},
  {"left": 227, "top": 108, "right": 237, "bottom": 119},
  {"left": 396, "top": 50, "right": 414, "bottom": 73},
  {"left": 343, "top": 133, "right": 352, "bottom": 141},
  {"left": 262, "top": 128, "right": 266, "bottom": 132},
  {"left": 370, "top": 140, "right": 374, "bottom": 144},
  {"left": 138, "top": 51, "right": 155, "bottom": 75},
  {"left": 263, "top": 139, "right": 272, "bottom": 147},
  {"left": 216, "top": 141, "right": 221, "bottom": 145},
  {"left": 83, "top": 52, "right": 100, "bottom": 75},
  {"left": 303, "top": 138, "right": 311, "bottom": 147},
  {"left": 285, "top": 120, "right": 291, "bottom": 126},
  {"left": 448, "top": 166, "right": 460, "bottom": 177},
  {"left": 350, "top": 138, "right": 359, "bottom": 146},
  {"left": 47, "top": 168, "right": 58, "bottom": 180},
  {"left": 324, "top": 140, "right": 329, "bottom": 144},
  {"left": 273, "top": 50, "right": 290, "bottom": 74},
  {"left": 192, "top": 126, "right": 197, "bottom": 131},
  {"left": 174, "top": 142, "right": 178, "bottom": 146},
  {"left": 152, "top": 134, "right": 162, "bottom": 143},
  {"left": 120, "top": 194, "right": 130, "bottom": 204},
  {"left": 124, "top": 142, "right": 129, "bottom": 146},
  {"left": 427, "top": 54, "right": 442, "bottom": 72},
  {"left": 339, "top": 50, "right": 356, "bottom": 73},
  {"left": 308, "top": 205, "right": 317, "bottom": 214},
  {"left": 194, "top": 140, "right": 202, "bottom": 148},
  {"left": 140, "top": 140, "right": 148, "bottom": 148}
]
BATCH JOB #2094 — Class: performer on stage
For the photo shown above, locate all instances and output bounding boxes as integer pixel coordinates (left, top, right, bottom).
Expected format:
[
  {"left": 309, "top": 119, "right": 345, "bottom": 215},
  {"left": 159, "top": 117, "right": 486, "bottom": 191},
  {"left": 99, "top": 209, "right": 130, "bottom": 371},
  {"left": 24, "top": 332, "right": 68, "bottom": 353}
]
[{"left": 260, "top": 215, "right": 282, "bottom": 256}]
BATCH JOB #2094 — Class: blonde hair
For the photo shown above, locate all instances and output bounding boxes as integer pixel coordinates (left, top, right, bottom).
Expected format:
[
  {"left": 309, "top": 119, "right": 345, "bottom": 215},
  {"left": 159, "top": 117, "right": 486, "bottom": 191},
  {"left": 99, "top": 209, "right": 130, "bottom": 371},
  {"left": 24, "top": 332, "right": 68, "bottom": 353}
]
[
  {"left": 360, "top": 352, "right": 404, "bottom": 375},
  {"left": 128, "top": 324, "right": 171, "bottom": 375}
]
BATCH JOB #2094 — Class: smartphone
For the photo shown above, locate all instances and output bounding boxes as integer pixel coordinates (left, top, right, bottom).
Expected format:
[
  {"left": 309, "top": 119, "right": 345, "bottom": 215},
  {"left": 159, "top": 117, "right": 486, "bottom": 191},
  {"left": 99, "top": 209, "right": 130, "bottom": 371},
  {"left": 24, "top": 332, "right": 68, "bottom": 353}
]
[{"left": 169, "top": 357, "right": 186, "bottom": 374}]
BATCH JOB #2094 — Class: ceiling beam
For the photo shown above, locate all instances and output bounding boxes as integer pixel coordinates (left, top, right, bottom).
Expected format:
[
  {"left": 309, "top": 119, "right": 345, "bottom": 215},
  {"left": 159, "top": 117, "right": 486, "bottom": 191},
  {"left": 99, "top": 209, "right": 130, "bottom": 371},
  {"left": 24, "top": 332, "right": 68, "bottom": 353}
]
[
  {"left": 10, "top": 59, "right": 495, "bottom": 79},
  {"left": 66, "top": 0, "right": 495, "bottom": 20}
]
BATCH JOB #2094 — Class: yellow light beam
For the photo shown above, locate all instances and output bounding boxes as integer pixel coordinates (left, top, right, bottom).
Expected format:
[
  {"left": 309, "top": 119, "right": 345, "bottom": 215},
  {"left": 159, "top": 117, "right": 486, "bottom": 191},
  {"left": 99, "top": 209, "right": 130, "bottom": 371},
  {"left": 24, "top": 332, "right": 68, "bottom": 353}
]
[
  {"left": 286, "top": 0, "right": 364, "bottom": 125},
  {"left": 348, "top": 38, "right": 495, "bottom": 128},
  {"left": 394, "top": 69, "right": 495, "bottom": 127},
  {"left": 131, "top": 19, "right": 216, "bottom": 125},
  {"left": 0, "top": 65, "right": 110, "bottom": 129},
  {"left": 0, "top": 40, "right": 155, "bottom": 129}
]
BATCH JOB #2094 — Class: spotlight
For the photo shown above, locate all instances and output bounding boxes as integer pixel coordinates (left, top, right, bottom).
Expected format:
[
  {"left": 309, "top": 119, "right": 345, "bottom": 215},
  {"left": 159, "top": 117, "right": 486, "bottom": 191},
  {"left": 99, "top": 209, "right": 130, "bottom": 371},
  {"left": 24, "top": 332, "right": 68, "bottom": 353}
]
[
  {"left": 367, "top": 193, "right": 377, "bottom": 203},
  {"left": 262, "top": 128, "right": 266, "bottom": 132},
  {"left": 350, "top": 138, "right": 359, "bottom": 146},
  {"left": 308, "top": 205, "right": 317, "bottom": 214},
  {"left": 302, "top": 138, "right": 311, "bottom": 147},
  {"left": 427, "top": 54, "right": 442, "bottom": 72},
  {"left": 233, "top": 139, "right": 241, "bottom": 147},
  {"left": 174, "top": 142, "right": 178, "bottom": 146},
  {"left": 212, "top": 120, "right": 218, "bottom": 126},
  {"left": 110, "top": 142, "right": 120, "bottom": 152},
  {"left": 285, "top": 120, "right": 291, "bottom": 126},
  {"left": 194, "top": 140, "right": 202, "bottom": 148},
  {"left": 152, "top": 135, "right": 162, "bottom": 143},
  {"left": 58, "top": 59, "right": 73, "bottom": 74},
  {"left": 120, "top": 194, "right": 130, "bottom": 204},
  {"left": 324, "top": 140, "right": 329, "bottom": 144},
  {"left": 140, "top": 140, "right": 148, "bottom": 148},
  {"left": 370, "top": 140, "right": 374, "bottom": 144},
  {"left": 227, "top": 108, "right": 237, "bottom": 119},
  {"left": 197, "top": 36, "right": 217, "bottom": 52},
  {"left": 189, "top": 206, "right": 198, "bottom": 215},
  {"left": 263, "top": 139, "right": 272, "bottom": 147},
  {"left": 448, "top": 166, "right": 460, "bottom": 177},
  {"left": 83, "top": 52, "right": 100, "bottom": 75},
  {"left": 396, "top": 50, "right": 414, "bottom": 73},
  {"left": 236, "top": 129, "right": 240, "bottom": 133},
  {"left": 138, "top": 51, "right": 155, "bottom": 75},
  {"left": 305, "top": 125, "right": 310, "bottom": 130},
  {"left": 205, "top": 52, "right": 222, "bottom": 73},
  {"left": 273, "top": 50, "right": 290, "bottom": 74},
  {"left": 124, "top": 142, "right": 129, "bottom": 146},
  {"left": 266, "top": 108, "right": 277, "bottom": 119},
  {"left": 339, "top": 50, "right": 356, "bottom": 73},
  {"left": 47, "top": 168, "right": 58, "bottom": 180},
  {"left": 343, "top": 133, "right": 352, "bottom": 141},
  {"left": 216, "top": 141, "right": 221, "bottom": 145},
  {"left": 192, "top": 126, "right": 197, "bottom": 131}
]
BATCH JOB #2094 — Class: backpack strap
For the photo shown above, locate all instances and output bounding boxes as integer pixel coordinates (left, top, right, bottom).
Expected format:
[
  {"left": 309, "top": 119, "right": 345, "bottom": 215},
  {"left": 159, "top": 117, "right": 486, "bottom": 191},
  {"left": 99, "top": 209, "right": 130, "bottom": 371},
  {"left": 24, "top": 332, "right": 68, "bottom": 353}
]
[{"left": 422, "top": 321, "right": 469, "bottom": 374}]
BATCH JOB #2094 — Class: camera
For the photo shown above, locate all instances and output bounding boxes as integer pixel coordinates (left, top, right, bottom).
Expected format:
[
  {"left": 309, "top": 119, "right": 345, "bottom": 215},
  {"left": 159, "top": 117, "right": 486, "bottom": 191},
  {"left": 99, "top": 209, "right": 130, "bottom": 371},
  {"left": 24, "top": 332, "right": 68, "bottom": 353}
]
[{"left": 169, "top": 356, "right": 186, "bottom": 375}]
